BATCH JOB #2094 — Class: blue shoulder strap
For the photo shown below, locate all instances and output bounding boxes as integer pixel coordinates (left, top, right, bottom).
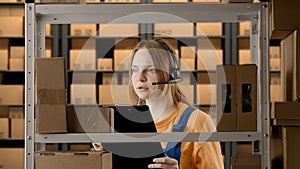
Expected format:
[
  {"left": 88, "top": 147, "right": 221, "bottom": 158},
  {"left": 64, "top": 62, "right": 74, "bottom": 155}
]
[
  {"left": 164, "top": 106, "right": 196, "bottom": 164},
  {"left": 172, "top": 106, "right": 195, "bottom": 132}
]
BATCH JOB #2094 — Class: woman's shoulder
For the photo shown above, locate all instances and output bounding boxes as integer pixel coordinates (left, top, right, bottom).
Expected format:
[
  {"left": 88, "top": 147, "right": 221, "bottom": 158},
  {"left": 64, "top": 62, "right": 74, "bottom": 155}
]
[{"left": 181, "top": 103, "right": 216, "bottom": 132}]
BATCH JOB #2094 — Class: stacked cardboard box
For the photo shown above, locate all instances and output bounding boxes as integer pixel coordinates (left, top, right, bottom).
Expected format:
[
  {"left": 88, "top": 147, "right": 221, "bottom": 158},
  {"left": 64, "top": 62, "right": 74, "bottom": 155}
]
[
  {"left": 216, "top": 64, "right": 257, "bottom": 131},
  {"left": 9, "top": 46, "right": 25, "bottom": 70},
  {"left": 35, "top": 151, "right": 112, "bottom": 169},
  {"left": 269, "top": 0, "right": 300, "bottom": 39},
  {"left": 35, "top": 58, "right": 67, "bottom": 133},
  {"left": 0, "top": 148, "right": 24, "bottom": 169}
]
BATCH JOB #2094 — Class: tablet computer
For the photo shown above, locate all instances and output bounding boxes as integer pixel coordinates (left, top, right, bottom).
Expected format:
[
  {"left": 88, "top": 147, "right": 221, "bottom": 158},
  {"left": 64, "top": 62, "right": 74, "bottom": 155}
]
[{"left": 102, "top": 105, "right": 165, "bottom": 169}]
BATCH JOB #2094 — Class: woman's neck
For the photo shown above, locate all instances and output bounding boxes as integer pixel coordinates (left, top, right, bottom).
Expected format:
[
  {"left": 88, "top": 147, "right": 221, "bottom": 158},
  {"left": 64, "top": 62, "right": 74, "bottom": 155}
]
[{"left": 146, "top": 91, "right": 175, "bottom": 122}]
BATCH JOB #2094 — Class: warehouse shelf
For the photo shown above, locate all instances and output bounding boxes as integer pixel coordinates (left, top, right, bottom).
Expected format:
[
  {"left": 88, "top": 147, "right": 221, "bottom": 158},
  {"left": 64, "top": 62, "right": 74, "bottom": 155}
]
[
  {"left": 35, "top": 132, "right": 262, "bottom": 143},
  {"left": 25, "top": 2, "right": 270, "bottom": 169}
]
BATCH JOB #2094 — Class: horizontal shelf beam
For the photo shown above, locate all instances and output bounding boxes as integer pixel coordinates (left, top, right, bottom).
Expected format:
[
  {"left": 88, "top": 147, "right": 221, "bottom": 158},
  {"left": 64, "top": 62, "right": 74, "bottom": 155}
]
[
  {"left": 35, "top": 132, "right": 262, "bottom": 143},
  {"left": 35, "top": 3, "right": 259, "bottom": 24}
]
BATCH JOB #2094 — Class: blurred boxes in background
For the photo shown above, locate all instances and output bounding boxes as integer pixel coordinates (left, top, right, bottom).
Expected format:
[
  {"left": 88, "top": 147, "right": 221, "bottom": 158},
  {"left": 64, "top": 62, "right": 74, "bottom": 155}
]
[
  {"left": 179, "top": 85, "right": 194, "bottom": 104},
  {"left": 239, "top": 49, "right": 250, "bottom": 64},
  {"left": 11, "top": 119, "right": 24, "bottom": 138},
  {"left": 70, "top": 84, "right": 96, "bottom": 104},
  {"left": 98, "top": 58, "right": 113, "bottom": 71},
  {"left": 69, "top": 49, "right": 96, "bottom": 70},
  {"left": 239, "top": 21, "right": 250, "bottom": 36},
  {"left": 197, "top": 84, "right": 216, "bottom": 105},
  {"left": 197, "top": 49, "right": 223, "bottom": 70},
  {"left": 0, "top": 50, "right": 8, "bottom": 70},
  {"left": 0, "top": 118, "right": 9, "bottom": 139},
  {"left": 196, "top": 23, "right": 222, "bottom": 36},
  {"left": 99, "top": 85, "right": 130, "bottom": 104},
  {"left": 99, "top": 24, "right": 138, "bottom": 37},
  {"left": 155, "top": 23, "right": 194, "bottom": 37},
  {"left": 0, "top": 85, "right": 24, "bottom": 104},
  {"left": 0, "top": 17, "right": 23, "bottom": 36},
  {"left": 114, "top": 49, "right": 132, "bottom": 70},
  {"left": 9, "top": 58, "right": 24, "bottom": 70},
  {"left": 181, "top": 46, "right": 196, "bottom": 59},
  {"left": 70, "top": 24, "right": 96, "bottom": 36},
  {"left": 0, "top": 148, "right": 24, "bottom": 169}
]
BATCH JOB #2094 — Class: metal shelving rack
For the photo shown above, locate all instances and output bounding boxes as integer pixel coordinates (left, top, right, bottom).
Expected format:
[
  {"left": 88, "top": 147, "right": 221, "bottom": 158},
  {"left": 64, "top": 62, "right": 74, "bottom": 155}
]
[{"left": 25, "top": 2, "right": 270, "bottom": 169}]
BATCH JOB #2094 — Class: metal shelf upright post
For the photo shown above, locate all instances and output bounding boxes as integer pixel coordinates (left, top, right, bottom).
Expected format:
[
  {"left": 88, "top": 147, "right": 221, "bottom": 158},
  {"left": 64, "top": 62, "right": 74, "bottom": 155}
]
[{"left": 25, "top": 2, "right": 270, "bottom": 169}]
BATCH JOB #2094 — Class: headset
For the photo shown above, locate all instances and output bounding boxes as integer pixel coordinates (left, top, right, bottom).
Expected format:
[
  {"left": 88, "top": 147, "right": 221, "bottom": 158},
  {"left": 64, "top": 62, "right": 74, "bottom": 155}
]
[{"left": 152, "top": 39, "right": 182, "bottom": 85}]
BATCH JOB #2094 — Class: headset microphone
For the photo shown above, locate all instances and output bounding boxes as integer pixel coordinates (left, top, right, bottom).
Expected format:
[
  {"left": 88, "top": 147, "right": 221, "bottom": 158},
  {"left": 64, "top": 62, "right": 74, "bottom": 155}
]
[{"left": 152, "top": 78, "right": 182, "bottom": 85}]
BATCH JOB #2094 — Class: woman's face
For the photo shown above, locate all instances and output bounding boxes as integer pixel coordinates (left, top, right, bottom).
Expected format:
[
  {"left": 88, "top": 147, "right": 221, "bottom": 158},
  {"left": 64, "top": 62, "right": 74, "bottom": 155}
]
[{"left": 131, "top": 49, "right": 159, "bottom": 100}]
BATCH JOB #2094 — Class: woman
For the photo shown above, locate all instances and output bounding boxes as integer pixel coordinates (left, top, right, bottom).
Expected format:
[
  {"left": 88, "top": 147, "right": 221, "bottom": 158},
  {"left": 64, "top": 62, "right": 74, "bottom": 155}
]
[{"left": 128, "top": 39, "right": 223, "bottom": 169}]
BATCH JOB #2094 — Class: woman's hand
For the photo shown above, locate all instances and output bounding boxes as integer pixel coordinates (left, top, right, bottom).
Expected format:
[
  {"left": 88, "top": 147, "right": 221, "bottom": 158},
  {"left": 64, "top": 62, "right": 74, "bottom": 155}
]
[
  {"left": 148, "top": 157, "right": 179, "bottom": 169},
  {"left": 92, "top": 143, "right": 103, "bottom": 151}
]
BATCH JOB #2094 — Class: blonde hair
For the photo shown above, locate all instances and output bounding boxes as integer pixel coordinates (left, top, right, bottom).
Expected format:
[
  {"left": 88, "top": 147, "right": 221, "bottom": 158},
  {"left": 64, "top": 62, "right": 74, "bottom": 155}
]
[{"left": 128, "top": 39, "right": 190, "bottom": 108}]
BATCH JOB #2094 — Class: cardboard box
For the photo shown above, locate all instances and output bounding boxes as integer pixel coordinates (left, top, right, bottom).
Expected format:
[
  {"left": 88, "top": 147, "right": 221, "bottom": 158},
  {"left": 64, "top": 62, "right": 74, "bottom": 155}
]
[
  {"left": 197, "top": 49, "right": 223, "bottom": 70},
  {"left": 102, "top": 73, "right": 117, "bottom": 85},
  {"left": 0, "top": 6, "right": 10, "bottom": 16},
  {"left": 0, "top": 39, "right": 9, "bottom": 49},
  {"left": 269, "top": 0, "right": 300, "bottom": 39},
  {"left": 270, "top": 46, "right": 280, "bottom": 59},
  {"left": 10, "top": 5, "right": 25, "bottom": 16},
  {"left": 70, "top": 24, "right": 96, "bottom": 36},
  {"left": 216, "top": 65, "right": 237, "bottom": 131},
  {"left": 0, "top": 50, "right": 8, "bottom": 70},
  {"left": 236, "top": 64, "right": 257, "bottom": 131},
  {"left": 181, "top": 46, "right": 196, "bottom": 59},
  {"left": 60, "top": 0, "right": 86, "bottom": 4},
  {"left": 114, "top": 49, "right": 132, "bottom": 70},
  {"left": 35, "top": 151, "right": 112, "bottom": 169},
  {"left": 270, "top": 58, "right": 280, "bottom": 71},
  {"left": 46, "top": 49, "right": 52, "bottom": 58},
  {"left": 271, "top": 102, "right": 300, "bottom": 120},
  {"left": 154, "top": 23, "right": 194, "bottom": 37},
  {"left": 239, "top": 21, "right": 250, "bottom": 36},
  {"left": 98, "top": 58, "right": 113, "bottom": 71},
  {"left": 0, "top": 118, "right": 9, "bottom": 139},
  {"left": 0, "top": 85, "right": 24, "bottom": 104},
  {"left": 0, "top": 148, "right": 24, "bottom": 169},
  {"left": 35, "top": 58, "right": 67, "bottom": 134},
  {"left": 0, "top": 106, "right": 9, "bottom": 118},
  {"left": 9, "top": 107, "right": 24, "bottom": 119},
  {"left": 196, "top": 23, "right": 222, "bottom": 36},
  {"left": 9, "top": 58, "right": 24, "bottom": 70},
  {"left": 99, "top": 85, "right": 130, "bottom": 104},
  {"left": 270, "top": 84, "right": 281, "bottom": 102},
  {"left": 11, "top": 118, "right": 24, "bottom": 138},
  {"left": 70, "top": 144, "right": 91, "bottom": 151},
  {"left": 179, "top": 85, "right": 194, "bottom": 104},
  {"left": 67, "top": 106, "right": 112, "bottom": 133},
  {"left": 69, "top": 49, "right": 96, "bottom": 70},
  {"left": 197, "top": 84, "right": 216, "bottom": 105},
  {"left": 35, "top": 58, "right": 65, "bottom": 90},
  {"left": 292, "top": 31, "right": 300, "bottom": 102},
  {"left": 280, "top": 30, "right": 300, "bottom": 101},
  {"left": 282, "top": 127, "right": 300, "bottom": 169},
  {"left": 36, "top": 104, "right": 67, "bottom": 133},
  {"left": 180, "top": 72, "right": 192, "bottom": 85},
  {"left": 180, "top": 58, "right": 195, "bottom": 70},
  {"left": 70, "top": 84, "right": 96, "bottom": 105},
  {"left": 115, "top": 38, "right": 138, "bottom": 50},
  {"left": 0, "top": 17, "right": 23, "bottom": 36},
  {"left": 122, "top": 73, "right": 130, "bottom": 85},
  {"left": 239, "top": 49, "right": 250, "bottom": 65},
  {"left": 99, "top": 24, "right": 138, "bottom": 37},
  {"left": 231, "top": 154, "right": 261, "bottom": 169}
]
